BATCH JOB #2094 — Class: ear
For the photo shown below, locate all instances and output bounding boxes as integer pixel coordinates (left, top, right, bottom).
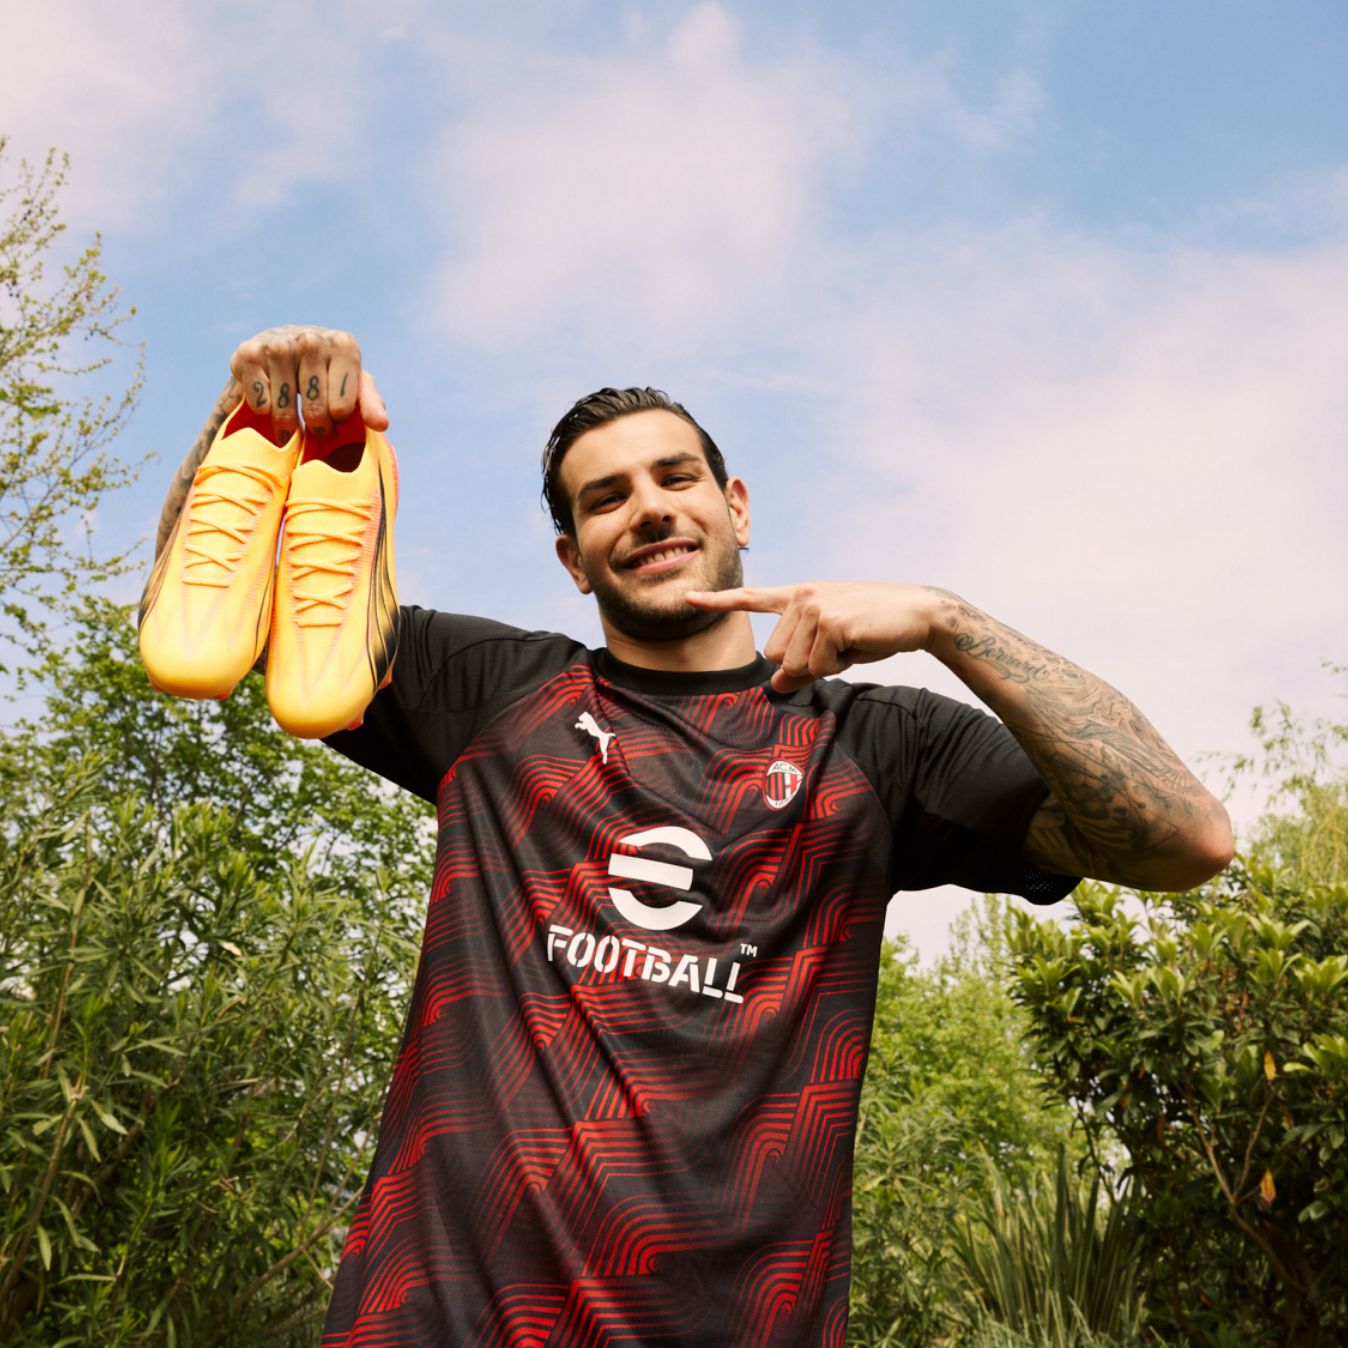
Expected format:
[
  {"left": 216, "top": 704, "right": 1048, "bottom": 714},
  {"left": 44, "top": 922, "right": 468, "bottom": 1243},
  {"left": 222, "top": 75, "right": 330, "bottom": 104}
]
[
  {"left": 725, "top": 476, "right": 750, "bottom": 548},
  {"left": 554, "top": 533, "right": 592, "bottom": 594}
]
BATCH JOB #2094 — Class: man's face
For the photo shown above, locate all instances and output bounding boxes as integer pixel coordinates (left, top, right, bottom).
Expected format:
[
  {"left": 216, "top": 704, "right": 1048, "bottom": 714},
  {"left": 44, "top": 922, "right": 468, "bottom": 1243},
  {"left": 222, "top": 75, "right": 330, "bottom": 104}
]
[{"left": 554, "top": 409, "right": 751, "bottom": 644}]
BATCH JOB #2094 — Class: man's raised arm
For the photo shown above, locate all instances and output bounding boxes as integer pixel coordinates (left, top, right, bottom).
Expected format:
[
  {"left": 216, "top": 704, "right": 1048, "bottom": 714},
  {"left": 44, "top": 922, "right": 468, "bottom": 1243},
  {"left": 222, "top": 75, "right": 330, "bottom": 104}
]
[
  {"left": 922, "top": 589, "right": 1232, "bottom": 890},
  {"left": 685, "top": 581, "right": 1234, "bottom": 892}
]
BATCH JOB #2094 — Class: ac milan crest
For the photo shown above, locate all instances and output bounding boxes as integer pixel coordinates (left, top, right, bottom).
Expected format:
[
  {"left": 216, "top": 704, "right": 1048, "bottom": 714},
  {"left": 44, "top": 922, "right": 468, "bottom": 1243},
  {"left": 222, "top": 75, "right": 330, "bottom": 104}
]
[{"left": 763, "top": 759, "right": 804, "bottom": 810}]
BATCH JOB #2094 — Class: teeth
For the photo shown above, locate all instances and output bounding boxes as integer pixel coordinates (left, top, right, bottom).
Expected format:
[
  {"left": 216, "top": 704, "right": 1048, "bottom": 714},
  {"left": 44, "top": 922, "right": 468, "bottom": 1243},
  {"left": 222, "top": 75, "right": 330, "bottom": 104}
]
[{"left": 631, "top": 546, "right": 692, "bottom": 568}]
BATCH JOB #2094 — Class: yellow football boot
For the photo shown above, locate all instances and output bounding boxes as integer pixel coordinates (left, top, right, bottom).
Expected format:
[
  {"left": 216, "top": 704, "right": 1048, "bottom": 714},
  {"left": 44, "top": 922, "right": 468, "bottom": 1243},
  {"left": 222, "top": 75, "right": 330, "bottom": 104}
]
[
  {"left": 138, "top": 400, "right": 301, "bottom": 699},
  {"left": 266, "top": 415, "right": 400, "bottom": 739}
]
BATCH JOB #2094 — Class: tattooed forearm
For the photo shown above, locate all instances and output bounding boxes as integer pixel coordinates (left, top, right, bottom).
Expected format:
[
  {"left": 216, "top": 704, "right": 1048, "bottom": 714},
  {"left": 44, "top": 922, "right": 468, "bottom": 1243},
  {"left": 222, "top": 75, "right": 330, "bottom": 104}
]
[
  {"left": 927, "top": 591, "right": 1232, "bottom": 889},
  {"left": 154, "top": 378, "right": 239, "bottom": 559},
  {"left": 952, "top": 632, "right": 1050, "bottom": 684}
]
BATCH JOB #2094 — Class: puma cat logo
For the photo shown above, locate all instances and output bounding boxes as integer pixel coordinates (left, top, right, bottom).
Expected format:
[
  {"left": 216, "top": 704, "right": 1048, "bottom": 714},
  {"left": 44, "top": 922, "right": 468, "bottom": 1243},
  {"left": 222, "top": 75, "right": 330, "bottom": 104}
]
[{"left": 575, "top": 712, "right": 616, "bottom": 765}]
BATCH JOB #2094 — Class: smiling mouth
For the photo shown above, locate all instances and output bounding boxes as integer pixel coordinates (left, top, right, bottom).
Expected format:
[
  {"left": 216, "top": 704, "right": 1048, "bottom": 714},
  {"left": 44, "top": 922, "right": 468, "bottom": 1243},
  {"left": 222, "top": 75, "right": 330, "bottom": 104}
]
[{"left": 624, "top": 543, "right": 699, "bottom": 572}]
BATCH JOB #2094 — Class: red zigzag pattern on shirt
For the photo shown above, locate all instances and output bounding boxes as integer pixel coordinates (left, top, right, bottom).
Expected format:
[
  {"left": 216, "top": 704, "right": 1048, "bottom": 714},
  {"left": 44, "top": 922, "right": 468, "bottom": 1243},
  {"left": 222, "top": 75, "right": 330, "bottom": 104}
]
[{"left": 323, "top": 667, "right": 890, "bottom": 1346}]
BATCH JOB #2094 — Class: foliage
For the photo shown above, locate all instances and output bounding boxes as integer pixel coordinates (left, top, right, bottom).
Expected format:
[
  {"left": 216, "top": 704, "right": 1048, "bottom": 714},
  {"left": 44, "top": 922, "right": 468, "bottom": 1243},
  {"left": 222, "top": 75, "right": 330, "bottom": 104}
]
[
  {"left": 1007, "top": 695, "right": 1348, "bottom": 1346},
  {"left": 947, "top": 1147, "right": 1145, "bottom": 1347},
  {"left": 0, "top": 603, "right": 434, "bottom": 1345},
  {"left": 0, "top": 139, "right": 145, "bottom": 660},
  {"left": 957, "top": 1317, "right": 1142, "bottom": 1348},
  {"left": 848, "top": 906, "right": 1079, "bottom": 1346},
  {"left": 8, "top": 595, "right": 435, "bottom": 906},
  {"left": 0, "top": 145, "right": 436, "bottom": 1340}
]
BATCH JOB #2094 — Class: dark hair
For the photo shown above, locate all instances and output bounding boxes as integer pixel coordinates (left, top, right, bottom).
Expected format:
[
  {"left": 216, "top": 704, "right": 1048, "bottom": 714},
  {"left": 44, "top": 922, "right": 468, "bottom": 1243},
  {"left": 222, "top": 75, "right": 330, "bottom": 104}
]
[{"left": 541, "top": 387, "right": 728, "bottom": 537}]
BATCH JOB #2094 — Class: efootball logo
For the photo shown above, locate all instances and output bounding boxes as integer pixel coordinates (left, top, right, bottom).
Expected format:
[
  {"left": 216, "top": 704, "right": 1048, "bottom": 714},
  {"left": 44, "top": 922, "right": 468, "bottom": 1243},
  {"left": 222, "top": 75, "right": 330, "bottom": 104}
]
[
  {"left": 763, "top": 760, "right": 804, "bottom": 810},
  {"left": 544, "top": 824, "right": 747, "bottom": 1005}
]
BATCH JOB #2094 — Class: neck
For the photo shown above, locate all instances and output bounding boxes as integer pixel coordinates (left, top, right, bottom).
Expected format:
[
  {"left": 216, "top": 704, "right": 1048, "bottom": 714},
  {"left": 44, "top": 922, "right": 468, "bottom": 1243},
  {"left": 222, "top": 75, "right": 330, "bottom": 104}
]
[{"left": 601, "top": 611, "right": 756, "bottom": 672}]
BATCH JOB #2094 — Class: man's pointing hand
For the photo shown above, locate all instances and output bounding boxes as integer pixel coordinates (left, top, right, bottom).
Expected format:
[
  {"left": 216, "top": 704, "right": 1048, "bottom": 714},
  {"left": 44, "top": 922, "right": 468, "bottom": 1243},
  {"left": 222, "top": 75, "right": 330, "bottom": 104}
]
[{"left": 684, "top": 582, "right": 943, "bottom": 694}]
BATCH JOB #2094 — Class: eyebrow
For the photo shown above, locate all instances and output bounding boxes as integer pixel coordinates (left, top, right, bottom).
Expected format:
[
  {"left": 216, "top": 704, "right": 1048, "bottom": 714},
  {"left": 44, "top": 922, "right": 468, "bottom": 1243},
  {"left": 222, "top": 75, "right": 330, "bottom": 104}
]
[{"left": 575, "top": 452, "right": 704, "bottom": 503}]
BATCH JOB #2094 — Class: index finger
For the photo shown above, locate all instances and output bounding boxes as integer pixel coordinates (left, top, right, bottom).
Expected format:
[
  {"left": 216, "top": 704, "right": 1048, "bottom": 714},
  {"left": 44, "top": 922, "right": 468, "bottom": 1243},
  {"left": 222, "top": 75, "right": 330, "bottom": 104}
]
[{"left": 683, "top": 586, "right": 793, "bottom": 614}]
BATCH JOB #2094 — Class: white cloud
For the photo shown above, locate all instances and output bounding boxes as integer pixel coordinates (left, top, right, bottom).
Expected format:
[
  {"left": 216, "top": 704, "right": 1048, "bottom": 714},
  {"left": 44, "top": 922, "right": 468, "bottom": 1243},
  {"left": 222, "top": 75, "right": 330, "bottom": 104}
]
[
  {"left": 855, "top": 221, "right": 1348, "bottom": 950},
  {"left": 1, "top": 3, "right": 212, "bottom": 229},
  {"left": 224, "top": 0, "right": 422, "bottom": 211},
  {"left": 0, "top": 0, "right": 425, "bottom": 230},
  {"left": 422, "top": 4, "right": 1048, "bottom": 354},
  {"left": 1194, "top": 165, "right": 1348, "bottom": 245},
  {"left": 796, "top": 221, "right": 1348, "bottom": 834},
  {"left": 414, "top": 7, "right": 1346, "bottom": 850},
  {"left": 425, "top": 4, "right": 877, "bottom": 348},
  {"left": 891, "top": 60, "right": 1044, "bottom": 151}
]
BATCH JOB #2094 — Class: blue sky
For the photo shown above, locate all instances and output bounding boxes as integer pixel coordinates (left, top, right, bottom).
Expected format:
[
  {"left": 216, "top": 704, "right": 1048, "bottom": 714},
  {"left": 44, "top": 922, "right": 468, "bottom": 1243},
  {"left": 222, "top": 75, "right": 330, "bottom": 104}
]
[{"left": 6, "top": 1, "right": 1348, "bottom": 957}]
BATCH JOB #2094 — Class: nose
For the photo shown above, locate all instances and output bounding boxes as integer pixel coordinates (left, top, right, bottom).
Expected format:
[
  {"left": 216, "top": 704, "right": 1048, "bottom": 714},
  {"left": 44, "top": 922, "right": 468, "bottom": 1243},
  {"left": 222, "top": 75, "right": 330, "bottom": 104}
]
[{"left": 628, "top": 477, "right": 675, "bottom": 530}]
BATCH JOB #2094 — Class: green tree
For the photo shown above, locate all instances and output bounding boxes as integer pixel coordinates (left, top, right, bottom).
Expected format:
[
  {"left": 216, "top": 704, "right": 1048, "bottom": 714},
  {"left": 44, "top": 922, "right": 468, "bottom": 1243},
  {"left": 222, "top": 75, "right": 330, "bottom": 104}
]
[
  {"left": 0, "top": 601, "right": 434, "bottom": 1345},
  {"left": 0, "top": 139, "right": 144, "bottom": 662},
  {"left": 848, "top": 905, "right": 1079, "bottom": 1346},
  {"left": 1006, "top": 698, "right": 1348, "bottom": 1346},
  {"left": 13, "top": 595, "right": 434, "bottom": 905},
  {"left": 0, "top": 144, "right": 438, "bottom": 1342}
]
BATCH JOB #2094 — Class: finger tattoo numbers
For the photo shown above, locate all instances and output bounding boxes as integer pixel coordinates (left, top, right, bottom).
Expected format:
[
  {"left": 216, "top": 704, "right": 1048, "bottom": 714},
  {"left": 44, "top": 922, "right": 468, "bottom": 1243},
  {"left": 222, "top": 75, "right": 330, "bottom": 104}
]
[
  {"left": 253, "top": 380, "right": 267, "bottom": 408},
  {"left": 277, "top": 382, "right": 291, "bottom": 409},
  {"left": 306, "top": 375, "right": 320, "bottom": 400}
]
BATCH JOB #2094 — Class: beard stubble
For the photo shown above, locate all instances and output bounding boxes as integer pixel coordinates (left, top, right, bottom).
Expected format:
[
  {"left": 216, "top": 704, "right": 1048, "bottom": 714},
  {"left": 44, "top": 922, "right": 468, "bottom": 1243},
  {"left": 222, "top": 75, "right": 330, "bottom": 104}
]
[{"left": 587, "top": 525, "right": 745, "bottom": 645}]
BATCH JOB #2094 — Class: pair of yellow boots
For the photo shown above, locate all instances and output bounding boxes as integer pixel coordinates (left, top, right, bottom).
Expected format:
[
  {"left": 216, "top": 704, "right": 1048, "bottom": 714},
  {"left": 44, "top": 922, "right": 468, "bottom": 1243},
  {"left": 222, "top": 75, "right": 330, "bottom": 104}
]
[{"left": 138, "top": 399, "right": 400, "bottom": 738}]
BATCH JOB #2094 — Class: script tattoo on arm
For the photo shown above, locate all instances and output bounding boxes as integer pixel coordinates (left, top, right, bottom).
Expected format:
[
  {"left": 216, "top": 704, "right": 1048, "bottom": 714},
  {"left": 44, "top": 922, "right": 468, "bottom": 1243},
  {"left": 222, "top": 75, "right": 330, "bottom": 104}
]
[
  {"left": 927, "top": 591, "right": 1229, "bottom": 888},
  {"left": 154, "top": 378, "right": 239, "bottom": 559}
]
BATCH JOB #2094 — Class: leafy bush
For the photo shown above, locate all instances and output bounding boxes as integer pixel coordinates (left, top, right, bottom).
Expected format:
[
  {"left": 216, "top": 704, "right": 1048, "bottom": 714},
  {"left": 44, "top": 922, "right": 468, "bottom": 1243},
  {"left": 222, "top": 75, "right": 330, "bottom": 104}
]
[
  {"left": 849, "top": 909, "right": 1078, "bottom": 1346},
  {"left": 947, "top": 1148, "right": 1145, "bottom": 1347},
  {"left": 1007, "top": 698, "right": 1348, "bottom": 1346},
  {"left": 958, "top": 1316, "right": 1143, "bottom": 1348},
  {"left": 0, "top": 603, "right": 432, "bottom": 1344}
]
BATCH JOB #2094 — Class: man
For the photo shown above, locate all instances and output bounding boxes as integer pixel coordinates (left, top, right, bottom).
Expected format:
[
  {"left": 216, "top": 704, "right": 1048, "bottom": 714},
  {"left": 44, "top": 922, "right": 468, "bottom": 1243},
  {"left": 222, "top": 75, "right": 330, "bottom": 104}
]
[{"left": 157, "top": 325, "right": 1232, "bottom": 1345}]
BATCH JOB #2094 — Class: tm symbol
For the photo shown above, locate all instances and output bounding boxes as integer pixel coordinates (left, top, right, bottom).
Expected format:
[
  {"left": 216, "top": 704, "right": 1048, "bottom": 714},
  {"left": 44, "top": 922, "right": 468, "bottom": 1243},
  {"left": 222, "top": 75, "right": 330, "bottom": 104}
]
[{"left": 740, "top": 943, "right": 758, "bottom": 958}]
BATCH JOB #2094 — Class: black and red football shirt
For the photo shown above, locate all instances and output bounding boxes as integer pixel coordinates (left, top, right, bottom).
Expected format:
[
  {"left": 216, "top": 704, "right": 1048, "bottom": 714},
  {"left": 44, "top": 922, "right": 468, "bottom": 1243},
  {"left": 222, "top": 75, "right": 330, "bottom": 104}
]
[{"left": 320, "top": 608, "right": 1076, "bottom": 1346}]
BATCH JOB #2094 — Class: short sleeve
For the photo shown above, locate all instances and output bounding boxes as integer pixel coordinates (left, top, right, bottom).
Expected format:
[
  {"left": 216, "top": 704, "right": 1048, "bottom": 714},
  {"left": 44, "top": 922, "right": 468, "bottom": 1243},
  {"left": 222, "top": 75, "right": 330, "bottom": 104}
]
[
  {"left": 836, "top": 683, "right": 1079, "bottom": 904},
  {"left": 322, "top": 607, "right": 586, "bottom": 803}
]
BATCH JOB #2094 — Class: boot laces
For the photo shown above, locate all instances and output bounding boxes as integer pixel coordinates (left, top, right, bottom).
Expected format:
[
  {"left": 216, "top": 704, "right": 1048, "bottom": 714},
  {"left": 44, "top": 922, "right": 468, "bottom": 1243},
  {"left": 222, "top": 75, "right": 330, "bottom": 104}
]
[
  {"left": 183, "top": 461, "right": 286, "bottom": 588},
  {"left": 282, "top": 499, "right": 375, "bottom": 627}
]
